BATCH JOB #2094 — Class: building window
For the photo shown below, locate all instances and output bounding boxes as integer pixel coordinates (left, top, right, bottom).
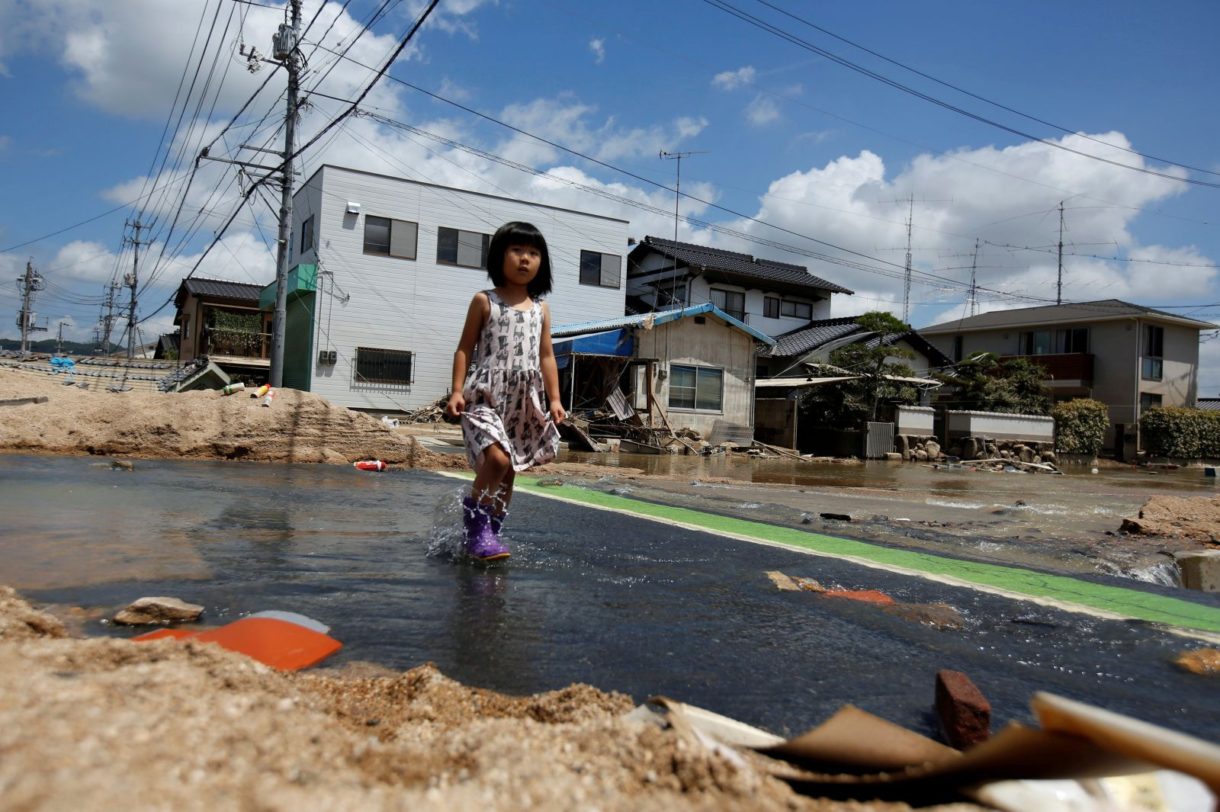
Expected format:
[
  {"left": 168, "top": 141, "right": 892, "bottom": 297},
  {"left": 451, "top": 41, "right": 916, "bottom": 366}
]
[
  {"left": 764, "top": 296, "right": 780, "bottom": 319},
  {"left": 579, "top": 250, "right": 621, "bottom": 288},
  {"left": 299, "top": 215, "right": 315, "bottom": 256},
  {"left": 668, "top": 364, "right": 723, "bottom": 411},
  {"left": 780, "top": 300, "right": 813, "bottom": 320},
  {"left": 1142, "top": 325, "right": 1164, "bottom": 380},
  {"left": 437, "top": 227, "right": 490, "bottom": 269},
  {"left": 709, "top": 288, "right": 745, "bottom": 321},
  {"left": 1140, "top": 392, "right": 1162, "bottom": 412},
  {"left": 953, "top": 335, "right": 963, "bottom": 363},
  {"left": 363, "top": 216, "right": 418, "bottom": 260},
  {"left": 355, "top": 347, "right": 413, "bottom": 386},
  {"left": 1021, "top": 327, "right": 1089, "bottom": 355}
]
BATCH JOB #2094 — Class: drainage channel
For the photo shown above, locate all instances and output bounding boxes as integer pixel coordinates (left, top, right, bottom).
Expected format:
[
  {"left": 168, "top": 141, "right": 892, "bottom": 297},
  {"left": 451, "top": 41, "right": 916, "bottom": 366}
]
[{"left": 5, "top": 456, "right": 1217, "bottom": 741}]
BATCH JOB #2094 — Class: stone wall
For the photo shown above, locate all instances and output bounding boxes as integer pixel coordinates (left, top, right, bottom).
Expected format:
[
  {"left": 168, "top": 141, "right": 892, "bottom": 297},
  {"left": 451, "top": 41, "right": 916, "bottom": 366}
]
[{"left": 896, "top": 434, "right": 1058, "bottom": 464}]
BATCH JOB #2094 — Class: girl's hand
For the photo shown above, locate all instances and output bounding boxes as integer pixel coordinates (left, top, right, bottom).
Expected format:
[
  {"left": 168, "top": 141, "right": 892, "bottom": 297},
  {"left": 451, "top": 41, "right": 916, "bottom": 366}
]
[
  {"left": 549, "top": 400, "right": 566, "bottom": 425},
  {"left": 446, "top": 391, "right": 466, "bottom": 421}
]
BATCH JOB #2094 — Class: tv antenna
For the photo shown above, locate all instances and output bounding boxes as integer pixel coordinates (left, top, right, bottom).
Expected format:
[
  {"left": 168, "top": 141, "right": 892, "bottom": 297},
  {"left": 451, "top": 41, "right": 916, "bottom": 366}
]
[{"left": 659, "top": 150, "right": 707, "bottom": 243}]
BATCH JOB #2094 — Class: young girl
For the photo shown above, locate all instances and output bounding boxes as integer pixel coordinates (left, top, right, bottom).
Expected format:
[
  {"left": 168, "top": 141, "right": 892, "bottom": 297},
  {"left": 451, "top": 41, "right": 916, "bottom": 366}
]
[{"left": 446, "top": 221, "right": 566, "bottom": 561}]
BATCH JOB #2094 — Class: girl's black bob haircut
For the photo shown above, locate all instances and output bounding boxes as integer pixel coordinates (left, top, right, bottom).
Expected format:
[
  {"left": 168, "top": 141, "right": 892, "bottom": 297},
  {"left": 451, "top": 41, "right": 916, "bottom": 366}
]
[{"left": 485, "top": 221, "right": 553, "bottom": 298}]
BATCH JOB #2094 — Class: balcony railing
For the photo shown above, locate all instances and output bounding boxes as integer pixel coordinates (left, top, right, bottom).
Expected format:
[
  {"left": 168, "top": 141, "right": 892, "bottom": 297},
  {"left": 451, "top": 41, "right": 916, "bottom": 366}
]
[{"left": 1001, "top": 352, "right": 1093, "bottom": 383}]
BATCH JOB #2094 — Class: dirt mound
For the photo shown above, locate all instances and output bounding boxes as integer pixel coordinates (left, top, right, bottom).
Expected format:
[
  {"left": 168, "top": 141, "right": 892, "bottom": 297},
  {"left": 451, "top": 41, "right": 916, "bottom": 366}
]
[
  {"left": 0, "top": 587, "right": 844, "bottom": 811},
  {"left": 1120, "top": 494, "right": 1220, "bottom": 543},
  {"left": 0, "top": 367, "right": 464, "bottom": 469}
]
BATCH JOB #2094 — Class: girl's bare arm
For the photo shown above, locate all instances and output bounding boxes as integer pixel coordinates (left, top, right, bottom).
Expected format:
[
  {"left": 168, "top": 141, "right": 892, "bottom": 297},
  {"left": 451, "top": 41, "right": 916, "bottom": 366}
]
[
  {"left": 539, "top": 302, "right": 566, "bottom": 425},
  {"left": 447, "top": 293, "right": 489, "bottom": 418}
]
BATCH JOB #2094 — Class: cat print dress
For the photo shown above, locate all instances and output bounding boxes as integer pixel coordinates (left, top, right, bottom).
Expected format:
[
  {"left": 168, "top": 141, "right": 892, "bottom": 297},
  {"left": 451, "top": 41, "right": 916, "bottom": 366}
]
[{"left": 461, "top": 290, "right": 560, "bottom": 472}]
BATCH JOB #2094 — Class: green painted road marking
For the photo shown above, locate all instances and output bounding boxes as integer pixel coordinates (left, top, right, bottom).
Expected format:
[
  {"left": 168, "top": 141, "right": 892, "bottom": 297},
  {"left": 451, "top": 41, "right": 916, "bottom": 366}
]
[{"left": 441, "top": 472, "right": 1220, "bottom": 641}]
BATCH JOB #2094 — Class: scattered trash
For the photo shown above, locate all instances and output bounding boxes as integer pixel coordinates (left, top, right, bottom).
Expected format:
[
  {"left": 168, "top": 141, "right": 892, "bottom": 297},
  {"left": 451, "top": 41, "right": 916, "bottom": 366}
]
[
  {"left": 380, "top": 415, "right": 400, "bottom": 429},
  {"left": 0, "top": 396, "right": 49, "bottom": 407},
  {"left": 935, "top": 669, "right": 991, "bottom": 749},
  {"left": 820, "top": 512, "right": 852, "bottom": 522},
  {"left": 353, "top": 460, "right": 386, "bottom": 472},
  {"left": 133, "top": 612, "right": 342, "bottom": 671},
  {"left": 113, "top": 596, "right": 204, "bottom": 626},
  {"left": 221, "top": 382, "right": 246, "bottom": 396},
  {"left": 822, "top": 588, "right": 894, "bottom": 606},
  {"left": 795, "top": 577, "right": 825, "bottom": 593},
  {"left": 261, "top": 387, "right": 276, "bottom": 407},
  {"left": 252, "top": 383, "right": 271, "bottom": 399}
]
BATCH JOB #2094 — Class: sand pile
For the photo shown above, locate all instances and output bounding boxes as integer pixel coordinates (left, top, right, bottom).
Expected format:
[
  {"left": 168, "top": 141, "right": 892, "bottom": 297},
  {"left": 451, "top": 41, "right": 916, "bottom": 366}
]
[
  {"left": 1121, "top": 494, "right": 1220, "bottom": 543},
  {"left": 0, "top": 587, "right": 861, "bottom": 811},
  {"left": 0, "top": 367, "right": 462, "bottom": 468}
]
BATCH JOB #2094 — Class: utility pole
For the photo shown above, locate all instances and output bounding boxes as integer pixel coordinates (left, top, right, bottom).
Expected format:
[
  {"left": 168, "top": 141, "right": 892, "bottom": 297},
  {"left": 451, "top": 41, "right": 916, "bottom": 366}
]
[
  {"left": 16, "top": 260, "right": 47, "bottom": 355},
  {"left": 902, "top": 195, "right": 914, "bottom": 323},
  {"left": 98, "top": 280, "right": 120, "bottom": 354},
  {"left": 658, "top": 150, "right": 705, "bottom": 308},
  {"left": 1056, "top": 200, "right": 1065, "bottom": 305},
  {"left": 968, "top": 238, "right": 980, "bottom": 317},
  {"left": 124, "top": 220, "right": 147, "bottom": 362},
  {"left": 56, "top": 321, "right": 67, "bottom": 355},
  {"left": 269, "top": 0, "right": 302, "bottom": 388}
]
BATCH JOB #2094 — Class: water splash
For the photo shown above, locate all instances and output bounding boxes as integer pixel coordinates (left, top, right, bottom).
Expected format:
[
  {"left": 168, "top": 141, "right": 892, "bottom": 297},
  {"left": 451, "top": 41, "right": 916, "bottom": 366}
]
[
  {"left": 1124, "top": 560, "right": 1182, "bottom": 588},
  {"left": 426, "top": 488, "right": 468, "bottom": 560}
]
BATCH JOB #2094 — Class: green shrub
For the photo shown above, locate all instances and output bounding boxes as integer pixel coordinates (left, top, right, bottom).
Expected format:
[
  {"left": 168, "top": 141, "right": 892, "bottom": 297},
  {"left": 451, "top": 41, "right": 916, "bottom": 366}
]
[
  {"left": 1140, "top": 407, "right": 1220, "bottom": 458},
  {"left": 1052, "top": 398, "right": 1109, "bottom": 456}
]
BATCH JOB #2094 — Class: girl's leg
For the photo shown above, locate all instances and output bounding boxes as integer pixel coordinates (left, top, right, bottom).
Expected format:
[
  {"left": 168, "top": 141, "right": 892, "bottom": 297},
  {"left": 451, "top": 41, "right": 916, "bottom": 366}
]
[
  {"left": 498, "top": 468, "right": 516, "bottom": 513},
  {"left": 471, "top": 443, "right": 512, "bottom": 506}
]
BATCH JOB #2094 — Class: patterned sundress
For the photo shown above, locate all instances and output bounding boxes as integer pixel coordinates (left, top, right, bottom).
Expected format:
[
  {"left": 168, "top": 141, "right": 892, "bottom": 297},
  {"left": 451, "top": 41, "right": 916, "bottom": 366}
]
[{"left": 461, "top": 290, "right": 560, "bottom": 472}]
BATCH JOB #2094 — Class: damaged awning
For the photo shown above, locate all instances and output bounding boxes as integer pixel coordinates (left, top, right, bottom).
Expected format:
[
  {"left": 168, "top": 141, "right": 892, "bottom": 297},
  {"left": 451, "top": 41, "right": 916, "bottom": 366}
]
[{"left": 553, "top": 328, "right": 634, "bottom": 369}]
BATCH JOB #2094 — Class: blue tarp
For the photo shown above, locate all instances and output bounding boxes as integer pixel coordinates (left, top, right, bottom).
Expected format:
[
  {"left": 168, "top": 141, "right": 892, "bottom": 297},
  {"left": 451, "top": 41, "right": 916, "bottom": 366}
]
[{"left": 552, "top": 328, "right": 633, "bottom": 369}]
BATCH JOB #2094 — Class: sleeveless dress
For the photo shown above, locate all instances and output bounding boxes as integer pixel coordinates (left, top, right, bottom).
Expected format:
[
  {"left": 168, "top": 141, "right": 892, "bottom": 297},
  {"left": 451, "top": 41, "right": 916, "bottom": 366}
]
[{"left": 461, "top": 290, "right": 560, "bottom": 472}]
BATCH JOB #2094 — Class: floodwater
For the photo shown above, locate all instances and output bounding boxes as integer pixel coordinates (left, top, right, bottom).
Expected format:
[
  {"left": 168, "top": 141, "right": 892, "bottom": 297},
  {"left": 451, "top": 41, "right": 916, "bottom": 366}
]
[{"left": 2, "top": 453, "right": 1218, "bottom": 741}]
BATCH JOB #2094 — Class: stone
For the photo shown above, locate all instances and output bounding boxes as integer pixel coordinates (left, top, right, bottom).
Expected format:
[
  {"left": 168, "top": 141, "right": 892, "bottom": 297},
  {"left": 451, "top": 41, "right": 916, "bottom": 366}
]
[
  {"left": 914, "top": 450, "right": 928, "bottom": 461},
  {"left": 884, "top": 452, "right": 903, "bottom": 461},
  {"left": 765, "top": 571, "right": 800, "bottom": 592},
  {"left": 112, "top": 596, "right": 204, "bottom": 626},
  {"left": 985, "top": 443, "right": 998, "bottom": 456},
  {"left": 1042, "top": 450, "right": 1057, "bottom": 464},
  {"left": 925, "top": 440, "right": 941, "bottom": 459},
  {"left": 1174, "top": 550, "right": 1220, "bottom": 592},
  {"left": 1174, "top": 648, "right": 1220, "bottom": 676},
  {"left": 935, "top": 669, "right": 991, "bottom": 749}
]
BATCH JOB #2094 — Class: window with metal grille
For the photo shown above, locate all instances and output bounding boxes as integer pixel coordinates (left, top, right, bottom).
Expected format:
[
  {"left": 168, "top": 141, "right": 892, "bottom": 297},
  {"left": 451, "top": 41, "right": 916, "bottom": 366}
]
[
  {"left": 355, "top": 347, "right": 413, "bottom": 386},
  {"left": 579, "top": 250, "right": 621, "bottom": 288},
  {"left": 437, "top": 227, "right": 490, "bottom": 268},
  {"left": 668, "top": 364, "right": 723, "bottom": 411},
  {"left": 363, "top": 216, "right": 417, "bottom": 259}
]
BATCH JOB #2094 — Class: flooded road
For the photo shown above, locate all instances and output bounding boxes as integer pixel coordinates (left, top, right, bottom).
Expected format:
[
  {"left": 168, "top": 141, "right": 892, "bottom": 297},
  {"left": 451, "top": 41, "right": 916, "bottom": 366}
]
[{"left": 3, "top": 453, "right": 1218, "bottom": 741}]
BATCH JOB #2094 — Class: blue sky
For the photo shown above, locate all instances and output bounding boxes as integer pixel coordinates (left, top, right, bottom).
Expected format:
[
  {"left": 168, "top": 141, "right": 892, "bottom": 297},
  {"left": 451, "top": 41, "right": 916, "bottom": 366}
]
[{"left": 2, "top": 0, "right": 1218, "bottom": 391}]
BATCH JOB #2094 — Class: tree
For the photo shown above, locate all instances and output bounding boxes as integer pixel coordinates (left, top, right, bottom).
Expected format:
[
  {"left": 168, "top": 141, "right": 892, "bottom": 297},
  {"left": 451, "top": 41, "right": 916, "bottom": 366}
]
[
  {"left": 800, "top": 312, "right": 920, "bottom": 425},
  {"left": 937, "top": 352, "right": 1051, "bottom": 415}
]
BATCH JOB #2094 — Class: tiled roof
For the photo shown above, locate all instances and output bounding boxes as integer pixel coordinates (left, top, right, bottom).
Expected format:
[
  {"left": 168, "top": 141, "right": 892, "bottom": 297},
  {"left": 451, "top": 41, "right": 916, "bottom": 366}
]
[
  {"left": 766, "top": 315, "right": 952, "bottom": 367},
  {"left": 631, "top": 236, "right": 854, "bottom": 295},
  {"left": 179, "top": 278, "right": 265, "bottom": 302},
  {"left": 921, "top": 299, "right": 1217, "bottom": 333},
  {"left": 553, "top": 302, "right": 775, "bottom": 345}
]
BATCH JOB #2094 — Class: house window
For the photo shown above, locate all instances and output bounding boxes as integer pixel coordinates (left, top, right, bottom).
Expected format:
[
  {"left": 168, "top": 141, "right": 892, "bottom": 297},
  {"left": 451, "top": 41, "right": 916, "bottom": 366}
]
[
  {"left": 1021, "top": 327, "right": 1090, "bottom": 355},
  {"left": 668, "top": 364, "right": 723, "bottom": 411},
  {"left": 1142, "top": 324, "right": 1164, "bottom": 380},
  {"left": 355, "top": 347, "right": 413, "bottom": 386},
  {"left": 780, "top": 300, "right": 812, "bottom": 320},
  {"left": 299, "top": 215, "right": 315, "bottom": 256},
  {"left": 1140, "top": 392, "right": 1162, "bottom": 412},
  {"left": 655, "top": 279, "right": 687, "bottom": 307},
  {"left": 437, "top": 226, "right": 490, "bottom": 269},
  {"left": 953, "top": 335, "right": 963, "bottom": 363},
  {"left": 709, "top": 288, "right": 745, "bottom": 321},
  {"left": 363, "top": 216, "right": 418, "bottom": 260},
  {"left": 764, "top": 296, "right": 780, "bottom": 319},
  {"left": 579, "top": 250, "right": 621, "bottom": 288}
]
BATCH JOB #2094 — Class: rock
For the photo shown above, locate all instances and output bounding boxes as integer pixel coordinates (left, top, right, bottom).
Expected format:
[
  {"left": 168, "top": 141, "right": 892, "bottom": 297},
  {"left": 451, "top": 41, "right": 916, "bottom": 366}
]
[
  {"left": 1174, "top": 550, "right": 1220, "bottom": 592},
  {"left": 1042, "top": 450, "right": 1057, "bottom": 464},
  {"left": 110, "top": 459, "right": 134, "bottom": 471},
  {"left": 795, "top": 577, "right": 825, "bottom": 593},
  {"left": 884, "top": 452, "right": 903, "bottom": 461},
  {"left": 925, "top": 440, "right": 941, "bottom": 460},
  {"left": 113, "top": 596, "right": 204, "bottom": 626},
  {"left": 765, "top": 571, "right": 800, "bottom": 591},
  {"left": 986, "top": 443, "right": 998, "bottom": 456},
  {"left": 1018, "top": 446, "right": 1035, "bottom": 463},
  {"left": 885, "top": 602, "right": 965, "bottom": 630},
  {"left": 914, "top": 450, "right": 928, "bottom": 462},
  {"left": 935, "top": 669, "right": 991, "bottom": 749},
  {"left": 1174, "top": 648, "right": 1220, "bottom": 676}
]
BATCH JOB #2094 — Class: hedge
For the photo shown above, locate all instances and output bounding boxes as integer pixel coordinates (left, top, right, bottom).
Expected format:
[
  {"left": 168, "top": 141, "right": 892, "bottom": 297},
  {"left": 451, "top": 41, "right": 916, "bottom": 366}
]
[
  {"left": 1140, "top": 406, "right": 1220, "bottom": 459},
  {"left": 1051, "top": 398, "right": 1109, "bottom": 456}
]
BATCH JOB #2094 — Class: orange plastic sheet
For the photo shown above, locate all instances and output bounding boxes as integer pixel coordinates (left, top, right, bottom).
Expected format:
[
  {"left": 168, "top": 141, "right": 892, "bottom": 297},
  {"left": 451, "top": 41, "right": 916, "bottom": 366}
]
[{"left": 133, "top": 616, "right": 342, "bottom": 671}]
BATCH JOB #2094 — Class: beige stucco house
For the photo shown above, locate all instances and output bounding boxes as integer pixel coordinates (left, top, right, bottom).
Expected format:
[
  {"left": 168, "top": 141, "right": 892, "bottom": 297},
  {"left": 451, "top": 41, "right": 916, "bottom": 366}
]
[{"left": 920, "top": 299, "right": 1216, "bottom": 456}]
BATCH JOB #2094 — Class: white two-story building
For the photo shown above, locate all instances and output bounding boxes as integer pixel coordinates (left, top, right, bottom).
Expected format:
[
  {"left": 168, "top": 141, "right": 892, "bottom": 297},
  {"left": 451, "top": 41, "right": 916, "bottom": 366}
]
[{"left": 283, "top": 165, "right": 629, "bottom": 412}]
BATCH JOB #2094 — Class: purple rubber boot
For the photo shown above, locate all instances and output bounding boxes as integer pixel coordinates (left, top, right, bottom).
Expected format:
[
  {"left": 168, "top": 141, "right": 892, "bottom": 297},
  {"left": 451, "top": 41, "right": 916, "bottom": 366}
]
[{"left": 462, "top": 497, "right": 510, "bottom": 561}]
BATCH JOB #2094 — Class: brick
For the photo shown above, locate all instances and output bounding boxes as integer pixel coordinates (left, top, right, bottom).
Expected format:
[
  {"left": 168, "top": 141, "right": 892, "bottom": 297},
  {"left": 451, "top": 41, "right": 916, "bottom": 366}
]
[{"left": 935, "top": 669, "right": 991, "bottom": 749}]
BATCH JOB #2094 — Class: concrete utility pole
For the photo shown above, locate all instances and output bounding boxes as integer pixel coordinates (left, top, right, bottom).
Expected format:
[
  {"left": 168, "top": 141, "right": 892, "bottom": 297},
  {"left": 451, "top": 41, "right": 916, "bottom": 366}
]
[
  {"left": 902, "top": 195, "right": 914, "bottom": 323},
  {"left": 124, "top": 220, "right": 147, "bottom": 362},
  {"left": 1056, "top": 200, "right": 1065, "bottom": 306},
  {"left": 16, "top": 260, "right": 47, "bottom": 355},
  {"left": 98, "top": 280, "right": 120, "bottom": 354},
  {"left": 269, "top": 0, "right": 302, "bottom": 388},
  {"left": 968, "top": 238, "right": 980, "bottom": 317}
]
